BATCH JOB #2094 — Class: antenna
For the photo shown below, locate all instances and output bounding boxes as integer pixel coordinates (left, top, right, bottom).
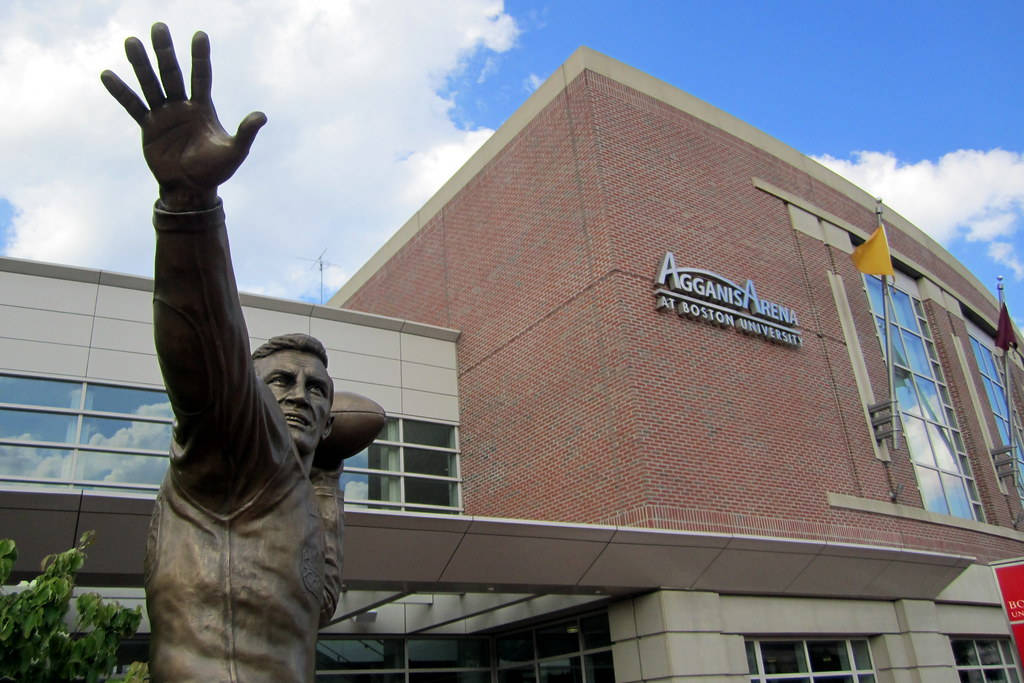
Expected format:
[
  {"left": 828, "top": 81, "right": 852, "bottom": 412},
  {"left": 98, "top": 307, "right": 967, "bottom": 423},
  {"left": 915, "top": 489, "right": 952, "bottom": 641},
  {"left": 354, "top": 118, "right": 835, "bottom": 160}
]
[{"left": 297, "top": 249, "right": 335, "bottom": 304}]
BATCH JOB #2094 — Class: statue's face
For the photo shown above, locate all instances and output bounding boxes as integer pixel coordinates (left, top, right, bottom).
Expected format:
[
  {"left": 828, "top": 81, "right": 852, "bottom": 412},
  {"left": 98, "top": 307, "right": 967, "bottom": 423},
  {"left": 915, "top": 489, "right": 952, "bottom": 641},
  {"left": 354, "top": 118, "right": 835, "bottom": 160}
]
[{"left": 254, "top": 349, "right": 334, "bottom": 464}]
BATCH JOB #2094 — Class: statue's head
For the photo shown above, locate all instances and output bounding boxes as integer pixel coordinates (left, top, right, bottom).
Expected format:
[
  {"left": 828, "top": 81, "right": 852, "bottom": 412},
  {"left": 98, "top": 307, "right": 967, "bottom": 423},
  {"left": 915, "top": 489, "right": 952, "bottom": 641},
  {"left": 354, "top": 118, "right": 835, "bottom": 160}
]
[{"left": 252, "top": 333, "right": 335, "bottom": 466}]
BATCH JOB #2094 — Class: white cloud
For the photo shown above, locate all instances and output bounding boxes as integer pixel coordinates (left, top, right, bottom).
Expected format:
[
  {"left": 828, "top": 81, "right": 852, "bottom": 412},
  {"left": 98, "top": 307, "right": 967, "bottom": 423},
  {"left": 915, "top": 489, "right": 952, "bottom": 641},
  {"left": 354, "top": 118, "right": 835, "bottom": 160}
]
[
  {"left": 0, "top": 1, "right": 519, "bottom": 299},
  {"left": 990, "top": 242, "right": 1024, "bottom": 280},
  {"left": 813, "top": 149, "right": 1024, "bottom": 280},
  {"left": 524, "top": 72, "right": 543, "bottom": 92}
]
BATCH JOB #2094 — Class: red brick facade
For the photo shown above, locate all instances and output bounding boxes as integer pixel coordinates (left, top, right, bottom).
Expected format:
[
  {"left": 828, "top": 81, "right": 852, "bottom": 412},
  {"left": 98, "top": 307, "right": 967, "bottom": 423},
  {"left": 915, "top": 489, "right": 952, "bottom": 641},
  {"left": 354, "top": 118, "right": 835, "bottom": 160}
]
[{"left": 343, "top": 68, "right": 1024, "bottom": 563}]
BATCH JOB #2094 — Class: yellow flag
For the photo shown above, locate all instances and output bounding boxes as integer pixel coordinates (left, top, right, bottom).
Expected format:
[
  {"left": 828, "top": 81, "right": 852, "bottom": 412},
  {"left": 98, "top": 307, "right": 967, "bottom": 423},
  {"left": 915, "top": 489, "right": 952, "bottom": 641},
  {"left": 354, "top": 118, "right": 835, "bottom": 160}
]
[{"left": 851, "top": 224, "right": 894, "bottom": 275}]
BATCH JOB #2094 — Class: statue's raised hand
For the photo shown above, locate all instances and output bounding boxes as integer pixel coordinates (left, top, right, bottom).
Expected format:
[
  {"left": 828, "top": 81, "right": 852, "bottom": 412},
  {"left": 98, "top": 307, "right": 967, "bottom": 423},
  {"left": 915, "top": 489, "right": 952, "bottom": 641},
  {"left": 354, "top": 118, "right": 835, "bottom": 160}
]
[{"left": 101, "top": 23, "right": 266, "bottom": 211}]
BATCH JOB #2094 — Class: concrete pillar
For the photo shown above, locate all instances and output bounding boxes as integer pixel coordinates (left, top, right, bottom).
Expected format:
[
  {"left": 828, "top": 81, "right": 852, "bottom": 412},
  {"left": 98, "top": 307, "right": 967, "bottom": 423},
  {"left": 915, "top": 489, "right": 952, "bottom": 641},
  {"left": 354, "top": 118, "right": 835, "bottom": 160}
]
[
  {"left": 608, "top": 590, "right": 748, "bottom": 682},
  {"left": 870, "top": 600, "right": 955, "bottom": 683}
]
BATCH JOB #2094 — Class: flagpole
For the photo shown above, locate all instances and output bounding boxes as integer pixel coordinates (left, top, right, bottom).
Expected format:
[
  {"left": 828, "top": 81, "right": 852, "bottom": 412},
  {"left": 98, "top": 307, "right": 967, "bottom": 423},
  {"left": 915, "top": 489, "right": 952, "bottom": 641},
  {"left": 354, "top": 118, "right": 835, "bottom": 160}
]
[
  {"left": 879, "top": 202, "right": 896, "bottom": 443},
  {"left": 999, "top": 276, "right": 1018, "bottom": 494}
]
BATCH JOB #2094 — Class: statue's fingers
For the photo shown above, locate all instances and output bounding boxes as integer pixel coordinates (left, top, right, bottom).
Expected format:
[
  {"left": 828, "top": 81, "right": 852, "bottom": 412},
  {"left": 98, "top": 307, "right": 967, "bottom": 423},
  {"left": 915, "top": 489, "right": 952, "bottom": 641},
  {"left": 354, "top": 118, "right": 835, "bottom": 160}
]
[
  {"left": 151, "top": 23, "right": 186, "bottom": 101},
  {"left": 190, "top": 31, "right": 212, "bottom": 103},
  {"left": 234, "top": 112, "right": 268, "bottom": 157},
  {"left": 100, "top": 70, "right": 149, "bottom": 125},
  {"left": 125, "top": 36, "right": 165, "bottom": 109}
]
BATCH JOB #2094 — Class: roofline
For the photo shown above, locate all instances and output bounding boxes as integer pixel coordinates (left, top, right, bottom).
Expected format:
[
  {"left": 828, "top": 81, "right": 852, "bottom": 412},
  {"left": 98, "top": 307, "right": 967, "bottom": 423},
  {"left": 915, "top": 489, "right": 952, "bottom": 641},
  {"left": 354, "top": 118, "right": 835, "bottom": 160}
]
[
  {"left": 0, "top": 254, "right": 459, "bottom": 342},
  {"left": 328, "top": 46, "right": 997, "bottom": 319}
]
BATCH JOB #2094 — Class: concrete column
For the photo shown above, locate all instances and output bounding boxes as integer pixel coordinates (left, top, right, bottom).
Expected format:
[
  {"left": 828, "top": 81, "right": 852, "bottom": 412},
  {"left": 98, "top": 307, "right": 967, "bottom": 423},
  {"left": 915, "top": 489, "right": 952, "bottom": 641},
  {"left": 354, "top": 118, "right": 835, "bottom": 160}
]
[
  {"left": 608, "top": 590, "right": 748, "bottom": 682},
  {"left": 870, "top": 600, "right": 955, "bottom": 683}
]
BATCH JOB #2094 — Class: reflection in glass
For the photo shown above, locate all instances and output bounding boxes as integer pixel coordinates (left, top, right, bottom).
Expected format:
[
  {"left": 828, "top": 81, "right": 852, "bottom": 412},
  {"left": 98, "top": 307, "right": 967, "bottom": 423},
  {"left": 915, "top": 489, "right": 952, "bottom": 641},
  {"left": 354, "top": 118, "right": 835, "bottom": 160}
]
[
  {"left": 915, "top": 467, "right": 948, "bottom": 514},
  {"left": 341, "top": 472, "right": 401, "bottom": 503},
  {"left": 317, "top": 674, "right": 405, "bottom": 683},
  {"left": 746, "top": 641, "right": 759, "bottom": 674},
  {"left": 379, "top": 418, "right": 400, "bottom": 442},
  {"left": 901, "top": 330, "right": 930, "bottom": 375},
  {"left": 346, "top": 445, "right": 400, "bottom": 471},
  {"left": 536, "top": 622, "right": 580, "bottom": 658},
  {"left": 914, "top": 377, "right": 941, "bottom": 422},
  {"left": 0, "top": 375, "right": 81, "bottom": 409},
  {"left": 405, "top": 478, "right": 456, "bottom": 507},
  {"left": 941, "top": 473, "right": 972, "bottom": 519},
  {"left": 498, "top": 667, "right": 536, "bottom": 683},
  {"left": 538, "top": 657, "right": 581, "bottom": 683},
  {"left": 851, "top": 640, "right": 872, "bottom": 670},
  {"left": 408, "top": 639, "right": 489, "bottom": 668},
  {"left": 79, "top": 417, "right": 172, "bottom": 452},
  {"left": 86, "top": 384, "right": 172, "bottom": 419},
  {"left": 902, "top": 417, "right": 933, "bottom": 466},
  {"left": 74, "top": 451, "right": 168, "bottom": 485},
  {"left": 865, "top": 277, "right": 884, "bottom": 315},
  {"left": 927, "top": 424, "right": 957, "bottom": 471},
  {"left": 889, "top": 324, "right": 909, "bottom": 368},
  {"left": 404, "top": 420, "right": 455, "bottom": 449},
  {"left": 759, "top": 641, "right": 808, "bottom": 674},
  {"left": 978, "top": 640, "right": 1002, "bottom": 666},
  {"left": 0, "top": 409, "right": 77, "bottom": 443},
  {"left": 581, "top": 614, "right": 611, "bottom": 650},
  {"left": 584, "top": 651, "right": 614, "bottom": 683},
  {"left": 406, "top": 449, "right": 455, "bottom": 477},
  {"left": 891, "top": 288, "right": 916, "bottom": 328},
  {"left": 497, "top": 633, "right": 533, "bottom": 666},
  {"left": 409, "top": 673, "right": 489, "bottom": 683},
  {"left": 0, "top": 445, "right": 73, "bottom": 479},
  {"left": 316, "top": 638, "right": 404, "bottom": 669},
  {"left": 893, "top": 369, "right": 919, "bottom": 416},
  {"left": 807, "top": 641, "right": 850, "bottom": 671}
]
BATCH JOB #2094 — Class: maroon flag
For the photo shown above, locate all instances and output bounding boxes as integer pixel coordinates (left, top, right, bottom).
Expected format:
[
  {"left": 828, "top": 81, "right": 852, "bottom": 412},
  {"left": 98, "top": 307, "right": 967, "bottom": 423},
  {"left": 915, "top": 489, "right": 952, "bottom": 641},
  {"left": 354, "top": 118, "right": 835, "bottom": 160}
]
[{"left": 997, "top": 303, "right": 1018, "bottom": 350}]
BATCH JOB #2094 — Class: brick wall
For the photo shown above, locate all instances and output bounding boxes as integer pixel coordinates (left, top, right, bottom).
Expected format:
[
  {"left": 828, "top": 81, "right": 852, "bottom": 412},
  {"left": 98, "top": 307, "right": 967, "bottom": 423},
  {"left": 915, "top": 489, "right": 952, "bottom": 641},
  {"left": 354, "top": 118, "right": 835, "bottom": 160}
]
[{"left": 344, "top": 70, "right": 1024, "bottom": 562}]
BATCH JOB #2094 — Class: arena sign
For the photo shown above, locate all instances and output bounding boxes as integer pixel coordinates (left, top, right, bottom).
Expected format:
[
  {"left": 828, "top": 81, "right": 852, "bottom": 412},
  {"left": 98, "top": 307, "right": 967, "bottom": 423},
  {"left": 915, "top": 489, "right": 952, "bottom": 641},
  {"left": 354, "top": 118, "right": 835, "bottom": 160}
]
[{"left": 654, "top": 252, "right": 802, "bottom": 347}]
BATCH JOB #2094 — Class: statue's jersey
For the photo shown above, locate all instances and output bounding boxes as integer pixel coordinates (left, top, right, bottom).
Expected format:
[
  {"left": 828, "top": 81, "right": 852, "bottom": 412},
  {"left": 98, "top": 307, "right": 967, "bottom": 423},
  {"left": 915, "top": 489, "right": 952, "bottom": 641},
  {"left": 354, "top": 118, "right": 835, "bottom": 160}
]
[
  {"left": 144, "top": 202, "right": 341, "bottom": 683},
  {"left": 145, "top": 446, "right": 324, "bottom": 682}
]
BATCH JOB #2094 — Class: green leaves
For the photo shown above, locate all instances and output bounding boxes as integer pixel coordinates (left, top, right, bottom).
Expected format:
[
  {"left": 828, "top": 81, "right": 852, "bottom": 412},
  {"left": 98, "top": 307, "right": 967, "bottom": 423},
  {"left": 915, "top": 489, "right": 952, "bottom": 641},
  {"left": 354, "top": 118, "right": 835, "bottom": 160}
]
[{"left": 0, "top": 532, "right": 144, "bottom": 682}]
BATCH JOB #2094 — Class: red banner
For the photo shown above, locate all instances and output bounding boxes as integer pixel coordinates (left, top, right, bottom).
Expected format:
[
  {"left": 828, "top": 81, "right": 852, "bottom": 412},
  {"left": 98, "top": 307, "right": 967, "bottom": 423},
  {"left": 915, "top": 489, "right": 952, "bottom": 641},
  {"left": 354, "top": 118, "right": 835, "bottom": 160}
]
[{"left": 995, "top": 561, "right": 1024, "bottom": 666}]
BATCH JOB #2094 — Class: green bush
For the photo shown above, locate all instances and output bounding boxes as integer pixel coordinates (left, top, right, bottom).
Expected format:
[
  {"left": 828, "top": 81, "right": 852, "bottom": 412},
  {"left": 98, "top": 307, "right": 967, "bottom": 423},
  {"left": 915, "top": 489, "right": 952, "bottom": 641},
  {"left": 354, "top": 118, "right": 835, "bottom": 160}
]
[{"left": 0, "top": 532, "right": 146, "bottom": 682}]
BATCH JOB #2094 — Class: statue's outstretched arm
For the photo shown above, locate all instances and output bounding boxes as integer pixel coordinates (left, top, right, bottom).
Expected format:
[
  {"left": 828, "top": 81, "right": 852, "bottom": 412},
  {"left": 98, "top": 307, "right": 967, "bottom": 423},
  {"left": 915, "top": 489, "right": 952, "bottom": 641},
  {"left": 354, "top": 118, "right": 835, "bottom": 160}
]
[{"left": 101, "top": 24, "right": 285, "bottom": 508}]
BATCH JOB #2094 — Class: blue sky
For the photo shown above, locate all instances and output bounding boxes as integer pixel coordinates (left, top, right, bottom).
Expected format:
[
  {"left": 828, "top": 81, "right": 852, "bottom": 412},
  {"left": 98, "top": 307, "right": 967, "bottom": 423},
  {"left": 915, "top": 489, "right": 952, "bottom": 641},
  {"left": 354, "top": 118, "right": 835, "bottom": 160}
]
[{"left": 1, "top": 1, "right": 1021, "bottom": 312}]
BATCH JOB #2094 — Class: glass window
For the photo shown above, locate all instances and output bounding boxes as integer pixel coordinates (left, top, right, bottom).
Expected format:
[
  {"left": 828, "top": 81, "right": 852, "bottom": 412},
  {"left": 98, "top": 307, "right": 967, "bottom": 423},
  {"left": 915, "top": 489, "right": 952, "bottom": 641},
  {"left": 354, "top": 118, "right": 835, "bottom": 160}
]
[
  {"left": 498, "top": 667, "right": 536, "bottom": 683},
  {"left": 0, "top": 445, "right": 74, "bottom": 479},
  {"left": 404, "top": 420, "right": 455, "bottom": 449},
  {"left": 536, "top": 621, "right": 581, "bottom": 659},
  {"left": 580, "top": 614, "right": 610, "bottom": 650},
  {"left": 85, "top": 384, "right": 172, "bottom": 419},
  {"left": 0, "top": 375, "right": 82, "bottom": 409},
  {"left": 496, "top": 613, "right": 612, "bottom": 683},
  {"left": 0, "top": 374, "right": 174, "bottom": 493},
  {"left": 749, "top": 640, "right": 875, "bottom": 683},
  {"left": 408, "top": 639, "right": 489, "bottom": 668},
  {"left": 74, "top": 451, "right": 168, "bottom": 486},
  {"left": 0, "top": 374, "right": 463, "bottom": 508},
  {"left": 969, "top": 332, "right": 1024, "bottom": 508},
  {"left": 497, "top": 632, "right": 534, "bottom": 666},
  {"left": 341, "top": 472, "right": 401, "bottom": 504},
  {"left": 318, "top": 674, "right": 406, "bottom": 683},
  {"left": 0, "top": 408, "right": 77, "bottom": 443},
  {"left": 316, "top": 638, "right": 405, "bottom": 669},
  {"left": 406, "top": 449, "right": 456, "bottom": 477},
  {"left": 864, "top": 277, "right": 982, "bottom": 520},
  {"left": 341, "top": 416, "right": 461, "bottom": 513},
  {"left": 538, "top": 657, "right": 581, "bottom": 683},
  {"left": 79, "top": 417, "right": 172, "bottom": 452},
  {"left": 952, "top": 638, "right": 1020, "bottom": 683}
]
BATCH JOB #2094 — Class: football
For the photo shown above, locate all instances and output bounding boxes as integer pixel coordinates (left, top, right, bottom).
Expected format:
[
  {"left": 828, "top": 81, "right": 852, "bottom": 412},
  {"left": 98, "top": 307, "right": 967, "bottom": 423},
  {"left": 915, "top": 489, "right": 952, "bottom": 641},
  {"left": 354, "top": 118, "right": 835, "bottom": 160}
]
[{"left": 312, "top": 391, "right": 387, "bottom": 471}]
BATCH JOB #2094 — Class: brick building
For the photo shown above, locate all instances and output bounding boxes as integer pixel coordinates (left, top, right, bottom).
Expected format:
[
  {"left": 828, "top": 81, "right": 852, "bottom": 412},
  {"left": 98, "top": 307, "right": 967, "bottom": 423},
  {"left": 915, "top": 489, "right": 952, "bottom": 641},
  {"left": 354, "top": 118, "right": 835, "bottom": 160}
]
[{"left": 2, "top": 47, "right": 1023, "bottom": 681}]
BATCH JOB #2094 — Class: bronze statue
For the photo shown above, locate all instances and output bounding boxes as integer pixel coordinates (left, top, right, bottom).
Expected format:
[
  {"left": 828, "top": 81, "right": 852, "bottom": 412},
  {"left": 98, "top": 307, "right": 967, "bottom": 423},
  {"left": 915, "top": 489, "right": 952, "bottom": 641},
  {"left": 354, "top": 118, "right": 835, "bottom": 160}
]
[{"left": 102, "top": 23, "right": 382, "bottom": 682}]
